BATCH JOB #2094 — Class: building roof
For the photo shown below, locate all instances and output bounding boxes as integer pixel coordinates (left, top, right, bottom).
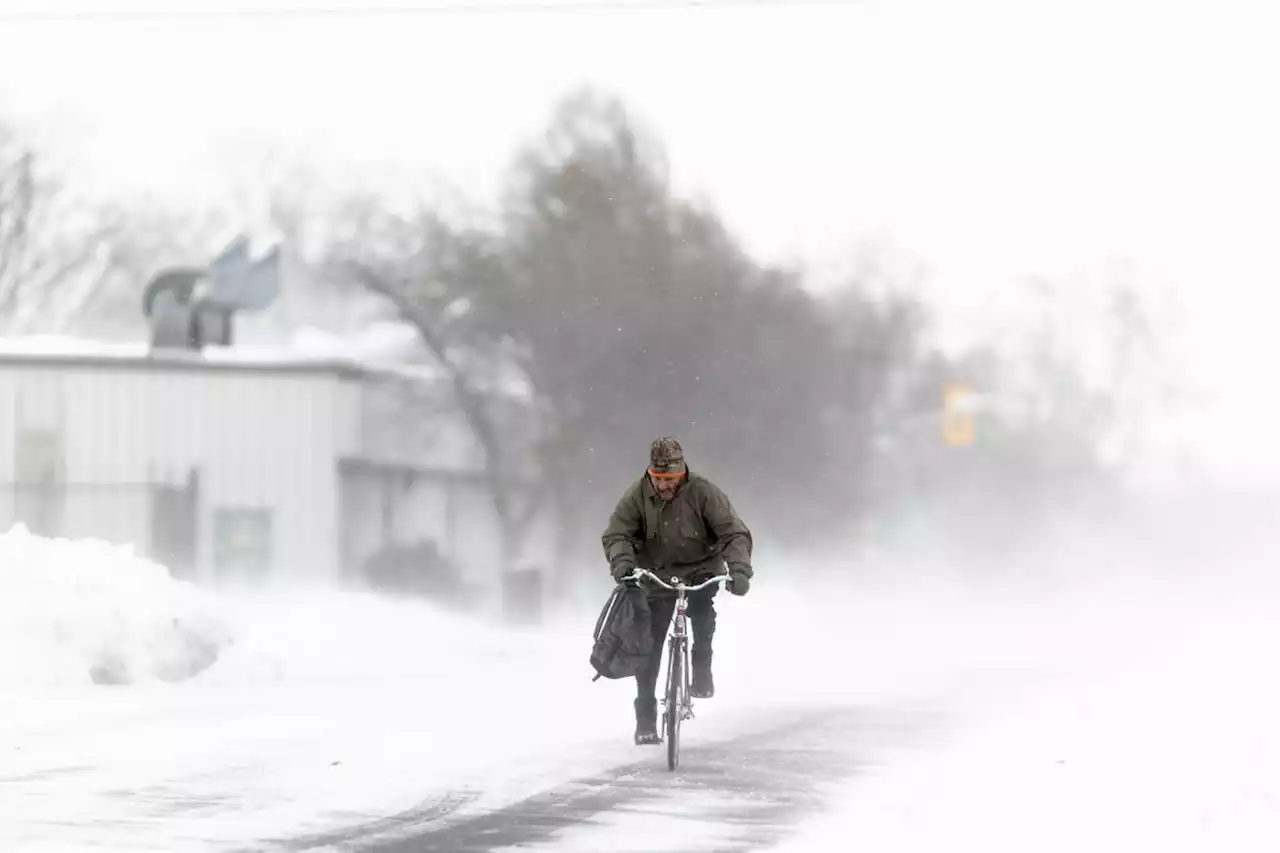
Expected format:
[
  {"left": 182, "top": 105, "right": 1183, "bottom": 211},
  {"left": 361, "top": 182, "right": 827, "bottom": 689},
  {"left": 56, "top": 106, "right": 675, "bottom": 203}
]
[
  {"left": 0, "top": 335, "right": 371, "bottom": 379},
  {"left": 0, "top": 333, "right": 533, "bottom": 400}
]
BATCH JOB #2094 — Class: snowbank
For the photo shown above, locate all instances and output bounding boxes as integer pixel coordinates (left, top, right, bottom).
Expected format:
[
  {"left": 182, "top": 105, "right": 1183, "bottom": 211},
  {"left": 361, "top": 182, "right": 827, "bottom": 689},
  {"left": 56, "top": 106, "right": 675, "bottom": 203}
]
[
  {"left": 0, "top": 525, "right": 231, "bottom": 686},
  {"left": 0, "top": 519, "right": 564, "bottom": 691}
]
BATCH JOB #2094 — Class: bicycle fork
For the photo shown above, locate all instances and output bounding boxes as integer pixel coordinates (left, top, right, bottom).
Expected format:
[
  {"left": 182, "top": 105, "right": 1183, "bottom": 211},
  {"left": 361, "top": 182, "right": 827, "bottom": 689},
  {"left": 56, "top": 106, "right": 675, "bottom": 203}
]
[{"left": 663, "top": 591, "right": 695, "bottom": 729}]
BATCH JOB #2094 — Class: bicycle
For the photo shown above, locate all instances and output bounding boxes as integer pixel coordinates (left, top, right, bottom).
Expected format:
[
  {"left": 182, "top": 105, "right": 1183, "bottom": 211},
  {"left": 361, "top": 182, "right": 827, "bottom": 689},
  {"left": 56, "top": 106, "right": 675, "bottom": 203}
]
[{"left": 626, "top": 568, "right": 730, "bottom": 771}]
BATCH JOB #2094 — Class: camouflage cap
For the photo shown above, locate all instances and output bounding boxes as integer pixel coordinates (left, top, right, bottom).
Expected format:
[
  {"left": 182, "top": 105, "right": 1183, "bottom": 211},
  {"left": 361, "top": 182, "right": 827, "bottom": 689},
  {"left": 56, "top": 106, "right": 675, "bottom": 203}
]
[{"left": 649, "top": 436, "right": 686, "bottom": 473}]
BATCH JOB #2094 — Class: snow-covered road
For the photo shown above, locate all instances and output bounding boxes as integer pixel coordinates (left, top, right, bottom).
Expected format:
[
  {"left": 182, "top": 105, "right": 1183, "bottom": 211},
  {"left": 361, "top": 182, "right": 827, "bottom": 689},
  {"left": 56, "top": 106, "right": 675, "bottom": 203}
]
[
  {"left": 774, "top": 609, "right": 1280, "bottom": 853},
  {"left": 4, "top": 526, "right": 1278, "bottom": 852},
  {"left": 332, "top": 705, "right": 904, "bottom": 853}
]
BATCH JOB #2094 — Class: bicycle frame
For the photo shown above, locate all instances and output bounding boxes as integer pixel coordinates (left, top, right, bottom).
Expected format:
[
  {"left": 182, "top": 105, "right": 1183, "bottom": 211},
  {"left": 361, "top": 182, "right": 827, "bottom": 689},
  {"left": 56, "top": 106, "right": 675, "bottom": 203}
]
[{"left": 626, "top": 569, "right": 729, "bottom": 769}]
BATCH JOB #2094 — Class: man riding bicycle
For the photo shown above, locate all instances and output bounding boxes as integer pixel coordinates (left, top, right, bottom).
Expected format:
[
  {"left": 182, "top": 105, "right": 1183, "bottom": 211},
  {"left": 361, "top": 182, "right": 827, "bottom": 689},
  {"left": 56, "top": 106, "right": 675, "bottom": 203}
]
[{"left": 602, "top": 437, "right": 754, "bottom": 745}]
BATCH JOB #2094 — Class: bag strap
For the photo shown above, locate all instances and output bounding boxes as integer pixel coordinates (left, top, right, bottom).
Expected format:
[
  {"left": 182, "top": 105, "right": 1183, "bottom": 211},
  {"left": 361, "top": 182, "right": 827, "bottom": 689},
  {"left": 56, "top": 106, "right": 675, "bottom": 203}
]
[{"left": 592, "top": 583, "right": 625, "bottom": 641}]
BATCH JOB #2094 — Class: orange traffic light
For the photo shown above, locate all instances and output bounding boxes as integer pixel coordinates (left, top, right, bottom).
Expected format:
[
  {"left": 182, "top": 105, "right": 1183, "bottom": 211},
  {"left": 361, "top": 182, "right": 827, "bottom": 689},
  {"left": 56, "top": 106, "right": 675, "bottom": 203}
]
[{"left": 942, "top": 383, "right": 975, "bottom": 446}]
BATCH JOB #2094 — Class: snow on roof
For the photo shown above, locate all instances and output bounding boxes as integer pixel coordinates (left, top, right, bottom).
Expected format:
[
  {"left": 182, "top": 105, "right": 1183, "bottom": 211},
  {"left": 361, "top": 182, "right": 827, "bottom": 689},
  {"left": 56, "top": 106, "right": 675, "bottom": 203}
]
[
  {"left": 0, "top": 329, "right": 532, "bottom": 399},
  {"left": 0, "top": 335, "right": 150, "bottom": 359}
]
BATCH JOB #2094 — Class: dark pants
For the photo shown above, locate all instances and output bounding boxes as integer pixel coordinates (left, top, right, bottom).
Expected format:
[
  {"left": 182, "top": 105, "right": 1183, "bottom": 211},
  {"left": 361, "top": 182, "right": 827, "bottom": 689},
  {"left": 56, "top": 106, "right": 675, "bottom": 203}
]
[{"left": 635, "top": 583, "right": 717, "bottom": 705}]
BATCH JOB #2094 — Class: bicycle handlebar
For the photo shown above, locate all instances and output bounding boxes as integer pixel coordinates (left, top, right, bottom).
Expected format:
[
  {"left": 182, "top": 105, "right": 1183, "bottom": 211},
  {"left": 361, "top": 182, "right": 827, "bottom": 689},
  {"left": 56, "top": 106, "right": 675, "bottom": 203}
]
[{"left": 624, "top": 568, "right": 730, "bottom": 592}]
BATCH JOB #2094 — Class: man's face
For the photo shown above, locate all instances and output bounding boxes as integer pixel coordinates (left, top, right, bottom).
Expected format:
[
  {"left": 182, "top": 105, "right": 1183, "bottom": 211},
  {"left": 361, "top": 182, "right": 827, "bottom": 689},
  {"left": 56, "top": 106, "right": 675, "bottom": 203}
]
[{"left": 649, "top": 468, "right": 685, "bottom": 501}]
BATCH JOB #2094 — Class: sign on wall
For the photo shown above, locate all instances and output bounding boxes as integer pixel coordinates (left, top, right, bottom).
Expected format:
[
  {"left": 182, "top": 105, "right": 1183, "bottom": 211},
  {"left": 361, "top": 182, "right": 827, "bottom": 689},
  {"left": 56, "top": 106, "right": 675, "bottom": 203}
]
[{"left": 213, "top": 507, "right": 273, "bottom": 577}]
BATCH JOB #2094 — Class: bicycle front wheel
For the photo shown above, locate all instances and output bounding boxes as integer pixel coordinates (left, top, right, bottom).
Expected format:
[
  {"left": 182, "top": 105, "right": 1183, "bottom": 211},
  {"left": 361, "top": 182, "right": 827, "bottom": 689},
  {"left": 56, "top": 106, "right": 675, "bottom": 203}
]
[{"left": 666, "top": 639, "right": 683, "bottom": 771}]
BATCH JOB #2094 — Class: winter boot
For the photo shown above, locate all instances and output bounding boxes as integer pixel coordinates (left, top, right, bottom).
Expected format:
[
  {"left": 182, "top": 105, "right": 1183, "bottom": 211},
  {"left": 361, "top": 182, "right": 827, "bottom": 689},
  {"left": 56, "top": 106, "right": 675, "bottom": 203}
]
[
  {"left": 634, "top": 697, "right": 660, "bottom": 745},
  {"left": 691, "top": 648, "right": 715, "bottom": 699}
]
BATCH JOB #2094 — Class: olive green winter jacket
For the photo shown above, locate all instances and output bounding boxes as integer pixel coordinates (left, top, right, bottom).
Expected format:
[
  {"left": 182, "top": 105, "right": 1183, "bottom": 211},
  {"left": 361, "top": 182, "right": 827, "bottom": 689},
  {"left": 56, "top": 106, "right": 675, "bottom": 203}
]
[{"left": 601, "top": 470, "right": 753, "bottom": 583}]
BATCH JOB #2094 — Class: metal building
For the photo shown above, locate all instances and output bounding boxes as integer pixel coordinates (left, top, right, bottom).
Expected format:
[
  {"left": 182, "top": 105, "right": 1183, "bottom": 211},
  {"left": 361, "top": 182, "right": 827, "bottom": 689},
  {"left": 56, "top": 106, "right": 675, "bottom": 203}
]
[{"left": 0, "top": 341, "right": 520, "bottom": 595}]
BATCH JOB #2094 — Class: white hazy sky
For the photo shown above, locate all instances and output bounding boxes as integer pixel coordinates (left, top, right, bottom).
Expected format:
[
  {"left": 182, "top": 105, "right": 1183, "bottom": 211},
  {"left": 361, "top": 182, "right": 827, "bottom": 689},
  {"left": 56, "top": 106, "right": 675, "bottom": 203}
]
[{"left": 0, "top": 0, "right": 1278, "bottom": 485}]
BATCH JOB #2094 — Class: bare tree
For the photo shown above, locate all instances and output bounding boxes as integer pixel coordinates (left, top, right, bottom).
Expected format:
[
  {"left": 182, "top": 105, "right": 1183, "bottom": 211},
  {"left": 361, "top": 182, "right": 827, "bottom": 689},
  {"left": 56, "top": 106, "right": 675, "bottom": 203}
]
[
  {"left": 496, "top": 90, "right": 928, "bottom": 555},
  {"left": 0, "top": 120, "right": 126, "bottom": 335},
  {"left": 328, "top": 206, "right": 544, "bottom": 576},
  {"left": 318, "top": 89, "right": 934, "bottom": 571}
]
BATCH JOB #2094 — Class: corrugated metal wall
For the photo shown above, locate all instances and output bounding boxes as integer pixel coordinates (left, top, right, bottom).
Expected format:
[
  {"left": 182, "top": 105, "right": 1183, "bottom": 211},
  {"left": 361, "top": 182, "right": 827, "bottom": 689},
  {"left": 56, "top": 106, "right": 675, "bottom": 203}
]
[
  {"left": 0, "top": 360, "right": 342, "bottom": 581},
  {"left": 0, "top": 355, "right": 543, "bottom": 595}
]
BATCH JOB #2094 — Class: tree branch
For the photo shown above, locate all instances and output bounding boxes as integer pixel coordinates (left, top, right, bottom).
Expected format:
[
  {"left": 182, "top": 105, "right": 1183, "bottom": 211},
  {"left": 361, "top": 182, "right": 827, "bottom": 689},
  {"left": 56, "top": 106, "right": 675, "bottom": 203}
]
[{"left": 345, "top": 260, "right": 517, "bottom": 545}]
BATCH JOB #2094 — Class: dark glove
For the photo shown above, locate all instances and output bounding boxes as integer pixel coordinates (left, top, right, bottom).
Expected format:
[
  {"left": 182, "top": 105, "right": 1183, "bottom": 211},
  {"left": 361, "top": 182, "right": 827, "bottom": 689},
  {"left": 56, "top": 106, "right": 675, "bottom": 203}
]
[
  {"left": 727, "top": 569, "right": 750, "bottom": 596},
  {"left": 611, "top": 562, "right": 635, "bottom": 582}
]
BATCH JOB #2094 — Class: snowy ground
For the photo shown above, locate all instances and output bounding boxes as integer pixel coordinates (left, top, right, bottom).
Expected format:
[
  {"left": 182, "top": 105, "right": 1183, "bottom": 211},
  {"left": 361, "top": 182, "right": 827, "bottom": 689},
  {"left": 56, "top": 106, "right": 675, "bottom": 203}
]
[
  {"left": 3, "top": 525, "right": 1279, "bottom": 852},
  {"left": 1, "top": 529, "right": 630, "bottom": 852},
  {"left": 774, "top": 570, "right": 1280, "bottom": 853}
]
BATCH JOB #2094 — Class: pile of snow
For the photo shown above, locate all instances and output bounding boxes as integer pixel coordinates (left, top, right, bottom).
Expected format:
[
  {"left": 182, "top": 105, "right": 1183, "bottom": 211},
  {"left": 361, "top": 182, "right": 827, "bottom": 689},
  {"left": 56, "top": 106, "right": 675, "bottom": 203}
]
[
  {"left": 0, "top": 525, "right": 232, "bottom": 687},
  {"left": 0, "top": 517, "right": 580, "bottom": 694}
]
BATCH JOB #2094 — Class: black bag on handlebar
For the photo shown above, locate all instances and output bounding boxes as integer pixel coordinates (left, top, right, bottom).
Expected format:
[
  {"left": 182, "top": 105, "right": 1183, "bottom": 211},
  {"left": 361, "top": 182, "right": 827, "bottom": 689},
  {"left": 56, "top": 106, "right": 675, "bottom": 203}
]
[{"left": 589, "top": 581, "right": 655, "bottom": 681}]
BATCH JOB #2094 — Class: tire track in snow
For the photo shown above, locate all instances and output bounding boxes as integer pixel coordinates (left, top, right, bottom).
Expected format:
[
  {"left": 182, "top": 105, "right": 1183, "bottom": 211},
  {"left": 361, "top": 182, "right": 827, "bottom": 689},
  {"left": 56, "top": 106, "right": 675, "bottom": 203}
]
[
  {"left": 285, "top": 705, "right": 941, "bottom": 853},
  {"left": 266, "top": 792, "right": 484, "bottom": 852}
]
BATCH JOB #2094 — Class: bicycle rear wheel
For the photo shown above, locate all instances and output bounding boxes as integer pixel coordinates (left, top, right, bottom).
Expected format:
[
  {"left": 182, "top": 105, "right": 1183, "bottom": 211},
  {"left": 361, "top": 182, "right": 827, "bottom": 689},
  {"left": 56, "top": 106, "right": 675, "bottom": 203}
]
[{"left": 665, "top": 638, "right": 683, "bottom": 771}]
